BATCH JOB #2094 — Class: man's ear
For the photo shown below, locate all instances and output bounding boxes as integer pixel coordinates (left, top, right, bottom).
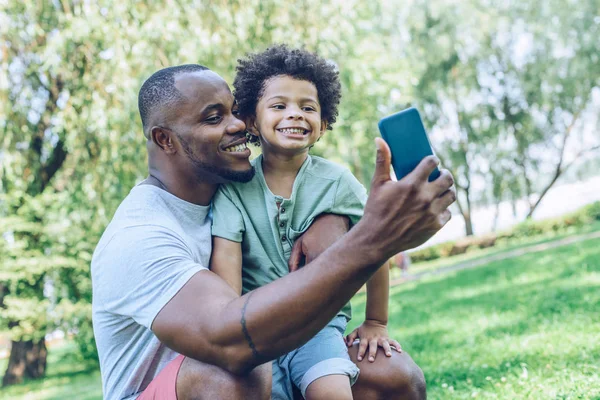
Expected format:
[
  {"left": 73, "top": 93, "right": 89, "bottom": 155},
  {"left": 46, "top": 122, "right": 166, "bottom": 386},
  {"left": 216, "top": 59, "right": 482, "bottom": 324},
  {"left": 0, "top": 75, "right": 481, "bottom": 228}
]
[
  {"left": 246, "top": 117, "right": 260, "bottom": 138},
  {"left": 151, "top": 126, "right": 177, "bottom": 155}
]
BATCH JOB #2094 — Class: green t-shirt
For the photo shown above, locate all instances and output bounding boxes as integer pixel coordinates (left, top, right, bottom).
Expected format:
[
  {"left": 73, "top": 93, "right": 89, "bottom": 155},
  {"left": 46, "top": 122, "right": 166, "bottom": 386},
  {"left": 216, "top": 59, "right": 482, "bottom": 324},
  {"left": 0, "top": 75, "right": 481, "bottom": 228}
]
[{"left": 211, "top": 154, "right": 367, "bottom": 320}]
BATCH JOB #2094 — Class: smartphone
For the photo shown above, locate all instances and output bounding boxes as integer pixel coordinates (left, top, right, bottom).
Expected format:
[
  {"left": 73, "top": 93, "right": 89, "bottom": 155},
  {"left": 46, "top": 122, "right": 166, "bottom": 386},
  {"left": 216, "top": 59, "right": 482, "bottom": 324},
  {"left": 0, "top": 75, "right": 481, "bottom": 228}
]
[{"left": 378, "top": 107, "right": 441, "bottom": 182}]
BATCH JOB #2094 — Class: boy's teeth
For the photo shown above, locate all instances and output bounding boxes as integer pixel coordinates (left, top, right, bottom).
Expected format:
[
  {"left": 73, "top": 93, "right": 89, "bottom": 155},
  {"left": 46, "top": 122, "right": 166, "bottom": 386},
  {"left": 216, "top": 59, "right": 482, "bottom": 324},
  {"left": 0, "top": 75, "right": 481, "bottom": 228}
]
[{"left": 280, "top": 128, "right": 306, "bottom": 134}]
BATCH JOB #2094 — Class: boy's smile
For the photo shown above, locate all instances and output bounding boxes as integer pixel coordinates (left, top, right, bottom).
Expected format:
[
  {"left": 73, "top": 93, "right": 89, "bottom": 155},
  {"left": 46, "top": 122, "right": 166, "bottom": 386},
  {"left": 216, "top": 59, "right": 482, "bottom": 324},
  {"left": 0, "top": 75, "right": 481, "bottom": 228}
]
[{"left": 251, "top": 75, "right": 326, "bottom": 156}]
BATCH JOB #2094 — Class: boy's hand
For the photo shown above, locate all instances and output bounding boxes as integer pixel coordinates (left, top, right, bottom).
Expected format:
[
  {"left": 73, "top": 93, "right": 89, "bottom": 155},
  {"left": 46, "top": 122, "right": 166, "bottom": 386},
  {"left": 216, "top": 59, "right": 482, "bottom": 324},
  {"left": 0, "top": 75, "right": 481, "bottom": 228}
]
[
  {"left": 345, "top": 320, "right": 402, "bottom": 362},
  {"left": 288, "top": 214, "right": 350, "bottom": 272}
]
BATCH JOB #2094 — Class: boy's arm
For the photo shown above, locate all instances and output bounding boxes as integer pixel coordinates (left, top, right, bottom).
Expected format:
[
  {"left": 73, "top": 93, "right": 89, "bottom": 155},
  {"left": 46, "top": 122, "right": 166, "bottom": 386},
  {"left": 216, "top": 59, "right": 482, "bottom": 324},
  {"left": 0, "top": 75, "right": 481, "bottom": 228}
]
[
  {"left": 365, "top": 260, "right": 390, "bottom": 325},
  {"left": 346, "top": 261, "right": 403, "bottom": 362},
  {"left": 211, "top": 236, "right": 243, "bottom": 295}
]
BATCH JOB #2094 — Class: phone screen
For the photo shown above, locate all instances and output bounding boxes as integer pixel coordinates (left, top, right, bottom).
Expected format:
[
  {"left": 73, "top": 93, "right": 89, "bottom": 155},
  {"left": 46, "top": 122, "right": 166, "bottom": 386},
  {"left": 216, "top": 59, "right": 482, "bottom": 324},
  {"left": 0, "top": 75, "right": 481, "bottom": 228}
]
[{"left": 378, "top": 107, "right": 440, "bottom": 182}]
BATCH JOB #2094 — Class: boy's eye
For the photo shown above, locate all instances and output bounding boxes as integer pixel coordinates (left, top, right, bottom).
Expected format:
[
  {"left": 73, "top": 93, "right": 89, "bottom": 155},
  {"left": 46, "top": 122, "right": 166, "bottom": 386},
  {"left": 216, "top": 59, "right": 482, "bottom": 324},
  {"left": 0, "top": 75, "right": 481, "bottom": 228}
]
[
  {"left": 271, "top": 104, "right": 285, "bottom": 110},
  {"left": 302, "top": 106, "right": 316, "bottom": 112}
]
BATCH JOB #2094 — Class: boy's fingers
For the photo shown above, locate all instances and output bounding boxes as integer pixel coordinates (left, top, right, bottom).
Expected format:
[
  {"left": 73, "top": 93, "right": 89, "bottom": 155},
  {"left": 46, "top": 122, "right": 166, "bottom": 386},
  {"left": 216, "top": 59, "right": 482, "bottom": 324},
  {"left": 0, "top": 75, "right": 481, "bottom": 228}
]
[
  {"left": 381, "top": 340, "right": 393, "bottom": 357},
  {"left": 370, "top": 138, "right": 392, "bottom": 189},
  {"left": 346, "top": 330, "right": 358, "bottom": 346},
  {"left": 390, "top": 340, "right": 403, "bottom": 353},
  {"left": 368, "top": 339, "right": 378, "bottom": 362},
  {"left": 357, "top": 339, "right": 369, "bottom": 361},
  {"left": 287, "top": 240, "right": 303, "bottom": 272}
]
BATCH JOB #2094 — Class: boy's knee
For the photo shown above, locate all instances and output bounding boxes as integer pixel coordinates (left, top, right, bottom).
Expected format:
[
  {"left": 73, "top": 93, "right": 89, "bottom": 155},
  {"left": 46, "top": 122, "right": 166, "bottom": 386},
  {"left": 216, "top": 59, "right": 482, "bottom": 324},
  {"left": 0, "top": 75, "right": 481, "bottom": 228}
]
[{"left": 177, "top": 358, "right": 271, "bottom": 400}]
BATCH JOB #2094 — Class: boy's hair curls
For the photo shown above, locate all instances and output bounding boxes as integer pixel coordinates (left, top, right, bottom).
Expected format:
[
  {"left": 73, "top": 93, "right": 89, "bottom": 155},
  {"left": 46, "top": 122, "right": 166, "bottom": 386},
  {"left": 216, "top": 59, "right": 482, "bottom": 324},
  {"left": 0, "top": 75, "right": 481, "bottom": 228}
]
[{"left": 233, "top": 44, "right": 342, "bottom": 144}]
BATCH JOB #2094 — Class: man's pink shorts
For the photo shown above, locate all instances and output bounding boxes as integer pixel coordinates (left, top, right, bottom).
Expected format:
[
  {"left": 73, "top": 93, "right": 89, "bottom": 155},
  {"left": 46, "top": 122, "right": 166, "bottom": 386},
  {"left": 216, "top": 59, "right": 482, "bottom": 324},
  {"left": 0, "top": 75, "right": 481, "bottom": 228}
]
[{"left": 137, "top": 355, "right": 185, "bottom": 400}]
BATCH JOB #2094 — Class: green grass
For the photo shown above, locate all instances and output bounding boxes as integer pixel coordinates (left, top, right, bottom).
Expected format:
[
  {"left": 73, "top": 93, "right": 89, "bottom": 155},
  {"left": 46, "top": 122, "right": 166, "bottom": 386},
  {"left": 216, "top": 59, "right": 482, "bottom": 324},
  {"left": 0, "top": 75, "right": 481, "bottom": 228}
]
[
  {"left": 0, "top": 343, "right": 102, "bottom": 400},
  {"left": 350, "top": 236, "right": 600, "bottom": 399},
  {"left": 389, "top": 220, "right": 600, "bottom": 280},
  {"left": 2, "top": 236, "right": 599, "bottom": 399}
]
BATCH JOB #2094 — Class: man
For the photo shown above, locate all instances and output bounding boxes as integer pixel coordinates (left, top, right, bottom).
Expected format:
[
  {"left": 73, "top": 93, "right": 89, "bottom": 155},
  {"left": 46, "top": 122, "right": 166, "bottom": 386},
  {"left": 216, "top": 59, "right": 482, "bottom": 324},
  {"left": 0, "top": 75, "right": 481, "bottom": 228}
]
[{"left": 91, "top": 64, "right": 455, "bottom": 400}]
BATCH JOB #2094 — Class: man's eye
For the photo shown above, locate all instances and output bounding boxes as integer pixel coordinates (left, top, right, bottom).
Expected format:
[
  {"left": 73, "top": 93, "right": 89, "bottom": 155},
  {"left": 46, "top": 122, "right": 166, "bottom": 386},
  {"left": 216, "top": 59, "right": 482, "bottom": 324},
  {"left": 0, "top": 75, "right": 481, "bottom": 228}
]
[
  {"left": 232, "top": 109, "right": 240, "bottom": 116},
  {"left": 206, "top": 115, "right": 222, "bottom": 124}
]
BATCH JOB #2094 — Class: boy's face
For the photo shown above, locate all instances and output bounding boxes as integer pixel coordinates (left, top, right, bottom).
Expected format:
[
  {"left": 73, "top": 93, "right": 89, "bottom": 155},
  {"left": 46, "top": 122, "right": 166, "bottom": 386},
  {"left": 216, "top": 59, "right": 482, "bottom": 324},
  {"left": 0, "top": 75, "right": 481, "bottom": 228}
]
[{"left": 250, "top": 75, "right": 327, "bottom": 156}]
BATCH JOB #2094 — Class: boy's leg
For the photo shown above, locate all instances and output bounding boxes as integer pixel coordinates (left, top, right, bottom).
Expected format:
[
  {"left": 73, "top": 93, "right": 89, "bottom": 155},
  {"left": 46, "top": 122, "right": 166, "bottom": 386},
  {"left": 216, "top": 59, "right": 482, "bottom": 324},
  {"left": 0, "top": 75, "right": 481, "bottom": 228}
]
[
  {"left": 348, "top": 344, "right": 426, "bottom": 400},
  {"left": 288, "top": 316, "right": 359, "bottom": 399},
  {"left": 304, "top": 374, "right": 352, "bottom": 400},
  {"left": 139, "top": 354, "right": 272, "bottom": 400}
]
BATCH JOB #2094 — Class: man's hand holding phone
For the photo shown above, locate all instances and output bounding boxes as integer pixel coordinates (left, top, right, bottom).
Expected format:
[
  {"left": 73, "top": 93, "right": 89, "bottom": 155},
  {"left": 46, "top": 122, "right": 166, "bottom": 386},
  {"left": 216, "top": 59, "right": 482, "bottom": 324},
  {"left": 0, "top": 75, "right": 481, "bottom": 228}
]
[{"left": 356, "top": 138, "right": 455, "bottom": 262}]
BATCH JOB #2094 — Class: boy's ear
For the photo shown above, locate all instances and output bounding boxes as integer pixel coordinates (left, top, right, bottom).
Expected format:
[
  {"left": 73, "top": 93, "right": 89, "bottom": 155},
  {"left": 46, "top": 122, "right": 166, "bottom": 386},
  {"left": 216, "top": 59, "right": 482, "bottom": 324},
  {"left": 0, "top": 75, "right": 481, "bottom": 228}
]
[
  {"left": 246, "top": 116, "right": 260, "bottom": 137},
  {"left": 319, "top": 120, "right": 328, "bottom": 136}
]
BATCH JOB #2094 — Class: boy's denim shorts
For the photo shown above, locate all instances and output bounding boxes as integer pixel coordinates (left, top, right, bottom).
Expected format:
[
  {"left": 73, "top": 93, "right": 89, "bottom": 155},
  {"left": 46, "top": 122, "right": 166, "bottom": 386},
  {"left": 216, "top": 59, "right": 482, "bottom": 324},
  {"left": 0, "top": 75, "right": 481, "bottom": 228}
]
[{"left": 271, "top": 315, "right": 360, "bottom": 400}]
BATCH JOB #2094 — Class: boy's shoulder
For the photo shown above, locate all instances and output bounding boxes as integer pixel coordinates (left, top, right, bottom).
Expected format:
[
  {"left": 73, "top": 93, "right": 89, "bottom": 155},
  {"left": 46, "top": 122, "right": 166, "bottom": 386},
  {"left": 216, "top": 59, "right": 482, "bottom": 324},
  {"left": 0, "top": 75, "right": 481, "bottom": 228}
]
[{"left": 305, "top": 155, "right": 357, "bottom": 182}]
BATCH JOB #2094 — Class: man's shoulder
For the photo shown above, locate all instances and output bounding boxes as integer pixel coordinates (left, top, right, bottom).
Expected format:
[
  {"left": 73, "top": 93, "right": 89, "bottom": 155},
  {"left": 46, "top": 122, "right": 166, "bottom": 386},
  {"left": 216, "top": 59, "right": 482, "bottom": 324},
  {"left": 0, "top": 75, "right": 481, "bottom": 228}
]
[{"left": 92, "top": 185, "right": 202, "bottom": 262}]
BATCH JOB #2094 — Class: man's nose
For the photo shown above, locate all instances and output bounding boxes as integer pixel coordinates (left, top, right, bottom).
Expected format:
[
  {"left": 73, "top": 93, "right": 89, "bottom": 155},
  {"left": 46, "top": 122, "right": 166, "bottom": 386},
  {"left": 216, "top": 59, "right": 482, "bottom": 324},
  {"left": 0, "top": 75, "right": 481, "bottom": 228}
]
[{"left": 227, "top": 115, "right": 246, "bottom": 134}]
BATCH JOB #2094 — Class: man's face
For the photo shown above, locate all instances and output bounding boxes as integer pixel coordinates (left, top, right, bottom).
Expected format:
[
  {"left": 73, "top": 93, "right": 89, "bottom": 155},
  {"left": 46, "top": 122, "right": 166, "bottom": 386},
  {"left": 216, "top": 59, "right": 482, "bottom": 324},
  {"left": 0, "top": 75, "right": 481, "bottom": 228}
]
[{"left": 168, "top": 70, "right": 254, "bottom": 183}]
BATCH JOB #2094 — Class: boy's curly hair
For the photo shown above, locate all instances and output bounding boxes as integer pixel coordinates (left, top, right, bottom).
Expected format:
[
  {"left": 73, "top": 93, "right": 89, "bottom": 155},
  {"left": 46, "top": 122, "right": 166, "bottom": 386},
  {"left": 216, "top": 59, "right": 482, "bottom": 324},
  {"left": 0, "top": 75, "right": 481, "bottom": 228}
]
[{"left": 233, "top": 44, "right": 341, "bottom": 144}]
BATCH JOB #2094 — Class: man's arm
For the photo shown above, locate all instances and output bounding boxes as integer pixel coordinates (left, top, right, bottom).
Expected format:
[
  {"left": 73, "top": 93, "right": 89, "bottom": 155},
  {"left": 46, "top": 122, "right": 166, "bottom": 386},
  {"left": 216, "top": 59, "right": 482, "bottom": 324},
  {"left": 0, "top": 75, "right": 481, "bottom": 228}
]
[
  {"left": 210, "top": 236, "right": 243, "bottom": 295},
  {"left": 152, "top": 138, "right": 455, "bottom": 375}
]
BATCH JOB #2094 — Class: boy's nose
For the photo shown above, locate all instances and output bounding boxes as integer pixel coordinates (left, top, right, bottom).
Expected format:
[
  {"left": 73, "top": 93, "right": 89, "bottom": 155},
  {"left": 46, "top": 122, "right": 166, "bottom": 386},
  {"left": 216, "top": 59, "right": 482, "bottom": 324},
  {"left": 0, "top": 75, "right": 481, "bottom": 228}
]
[{"left": 286, "top": 109, "right": 304, "bottom": 120}]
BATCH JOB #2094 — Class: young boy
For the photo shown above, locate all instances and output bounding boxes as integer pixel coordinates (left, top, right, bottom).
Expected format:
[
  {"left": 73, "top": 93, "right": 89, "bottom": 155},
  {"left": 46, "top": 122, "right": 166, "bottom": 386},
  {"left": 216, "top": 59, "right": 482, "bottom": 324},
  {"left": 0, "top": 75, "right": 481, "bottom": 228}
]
[{"left": 210, "top": 45, "right": 401, "bottom": 400}]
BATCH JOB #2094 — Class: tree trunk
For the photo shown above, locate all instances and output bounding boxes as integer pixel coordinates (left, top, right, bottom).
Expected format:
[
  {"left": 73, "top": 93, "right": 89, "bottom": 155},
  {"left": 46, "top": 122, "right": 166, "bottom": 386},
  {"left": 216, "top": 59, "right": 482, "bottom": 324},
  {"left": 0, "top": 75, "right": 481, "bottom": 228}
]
[
  {"left": 2, "top": 339, "right": 47, "bottom": 386},
  {"left": 463, "top": 211, "right": 474, "bottom": 236}
]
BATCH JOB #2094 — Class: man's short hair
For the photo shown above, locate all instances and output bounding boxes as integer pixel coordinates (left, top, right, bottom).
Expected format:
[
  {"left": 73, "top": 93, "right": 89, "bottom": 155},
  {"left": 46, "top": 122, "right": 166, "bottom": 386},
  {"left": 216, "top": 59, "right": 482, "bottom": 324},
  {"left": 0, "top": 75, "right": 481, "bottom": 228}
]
[
  {"left": 138, "top": 64, "right": 209, "bottom": 136},
  {"left": 233, "top": 44, "right": 342, "bottom": 137}
]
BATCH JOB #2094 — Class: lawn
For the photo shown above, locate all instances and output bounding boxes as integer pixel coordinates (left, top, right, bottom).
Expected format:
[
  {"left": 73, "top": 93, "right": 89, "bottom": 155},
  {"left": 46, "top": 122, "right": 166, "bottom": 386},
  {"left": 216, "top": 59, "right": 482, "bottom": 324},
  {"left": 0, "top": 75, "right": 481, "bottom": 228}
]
[
  {"left": 1, "top": 236, "right": 599, "bottom": 399},
  {"left": 389, "top": 220, "right": 600, "bottom": 280},
  {"left": 350, "top": 236, "right": 600, "bottom": 399},
  {"left": 0, "top": 343, "right": 102, "bottom": 400}
]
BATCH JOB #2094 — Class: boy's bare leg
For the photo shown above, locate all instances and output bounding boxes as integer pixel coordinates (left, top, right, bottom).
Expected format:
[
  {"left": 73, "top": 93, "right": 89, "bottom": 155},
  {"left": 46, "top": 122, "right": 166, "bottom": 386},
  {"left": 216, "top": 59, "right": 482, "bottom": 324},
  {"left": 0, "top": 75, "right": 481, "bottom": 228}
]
[
  {"left": 348, "top": 345, "right": 426, "bottom": 400},
  {"left": 305, "top": 375, "right": 353, "bottom": 400},
  {"left": 176, "top": 357, "right": 271, "bottom": 400}
]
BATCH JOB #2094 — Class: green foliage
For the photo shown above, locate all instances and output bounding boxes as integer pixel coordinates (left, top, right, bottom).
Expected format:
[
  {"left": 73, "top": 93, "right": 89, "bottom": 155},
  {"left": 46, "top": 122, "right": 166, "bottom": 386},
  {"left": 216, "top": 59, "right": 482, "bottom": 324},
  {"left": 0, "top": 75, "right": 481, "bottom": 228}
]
[
  {"left": 1, "top": 0, "right": 599, "bottom": 379},
  {"left": 410, "top": 201, "right": 600, "bottom": 263},
  {"left": 351, "top": 238, "right": 600, "bottom": 399}
]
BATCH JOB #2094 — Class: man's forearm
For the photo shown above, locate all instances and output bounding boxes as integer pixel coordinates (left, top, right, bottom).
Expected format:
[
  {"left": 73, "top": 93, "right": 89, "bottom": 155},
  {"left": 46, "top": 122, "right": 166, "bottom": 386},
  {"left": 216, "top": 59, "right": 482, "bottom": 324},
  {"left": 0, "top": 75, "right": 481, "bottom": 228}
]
[
  {"left": 365, "top": 260, "right": 390, "bottom": 324},
  {"left": 217, "top": 225, "right": 383, "bottom": 372}
]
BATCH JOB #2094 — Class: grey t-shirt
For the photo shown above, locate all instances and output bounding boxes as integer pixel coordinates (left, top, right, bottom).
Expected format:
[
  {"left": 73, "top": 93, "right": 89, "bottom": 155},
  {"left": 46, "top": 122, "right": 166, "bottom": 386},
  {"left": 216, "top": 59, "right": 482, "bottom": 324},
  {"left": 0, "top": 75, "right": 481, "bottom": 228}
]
[{"left": 91, "top": 184, "right": 211, "bottom": 399}]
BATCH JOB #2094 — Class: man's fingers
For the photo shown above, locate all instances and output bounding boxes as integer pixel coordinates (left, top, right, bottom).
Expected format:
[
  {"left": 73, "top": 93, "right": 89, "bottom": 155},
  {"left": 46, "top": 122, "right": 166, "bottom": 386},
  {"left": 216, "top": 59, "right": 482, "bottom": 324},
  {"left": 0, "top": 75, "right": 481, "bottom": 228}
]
[
  {"left": 357, "top": 339, "right": 369, "bottom": 361},
  {"left": 439, "top": 209, "right": 452, "bottom": 227},
  {"left": 430, "top": 187, "right": 457, "bottom": 215},
  {"left": 431, "top": 169, "right": 454, "bottom": 196},
  {"left": 406, "top": 155, "right": 440, "bottom": 183},
  {"left": 370, "top": 138, "right": 392, "bottom": 188},
  {"left": 368, "top": 339, "right": 378, "bottom": 362},
  {"left": 288, "top": 239, "right": 303, "bottom": 272}
]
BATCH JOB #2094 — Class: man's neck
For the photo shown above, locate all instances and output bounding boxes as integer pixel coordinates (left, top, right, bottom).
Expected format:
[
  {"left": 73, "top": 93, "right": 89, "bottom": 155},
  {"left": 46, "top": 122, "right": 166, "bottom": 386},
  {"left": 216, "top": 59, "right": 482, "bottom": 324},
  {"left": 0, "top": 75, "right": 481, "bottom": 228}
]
[
  {"left": 261, "top": 150, "right": 308, "bottom": 198},
  {"left": 145, "top": 169, "right": 217, "bottom": 206}
]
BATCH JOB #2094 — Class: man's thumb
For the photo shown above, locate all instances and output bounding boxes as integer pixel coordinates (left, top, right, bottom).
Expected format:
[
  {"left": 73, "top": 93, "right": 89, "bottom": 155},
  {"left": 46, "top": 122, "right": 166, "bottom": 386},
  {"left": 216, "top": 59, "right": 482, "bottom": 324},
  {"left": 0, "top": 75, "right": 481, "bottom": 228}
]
[{"left": 371, "top": 137, "right": 391, "bottom": 186}]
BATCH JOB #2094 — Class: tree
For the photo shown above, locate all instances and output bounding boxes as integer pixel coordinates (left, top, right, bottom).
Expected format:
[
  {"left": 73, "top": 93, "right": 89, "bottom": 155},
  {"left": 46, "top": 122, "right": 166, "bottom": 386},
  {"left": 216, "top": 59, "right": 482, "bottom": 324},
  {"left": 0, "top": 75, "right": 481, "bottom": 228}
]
[{"left": 0, "top": 0, "right": 392, "bottom": 384}]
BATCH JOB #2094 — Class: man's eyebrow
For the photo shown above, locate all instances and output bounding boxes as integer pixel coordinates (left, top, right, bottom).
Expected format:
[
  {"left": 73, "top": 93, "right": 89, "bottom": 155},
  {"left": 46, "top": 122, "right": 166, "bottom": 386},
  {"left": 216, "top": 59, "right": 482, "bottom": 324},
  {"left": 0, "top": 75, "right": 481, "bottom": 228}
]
[{"left": 200, "top": 103, "right": 225, "bottom": 114}]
